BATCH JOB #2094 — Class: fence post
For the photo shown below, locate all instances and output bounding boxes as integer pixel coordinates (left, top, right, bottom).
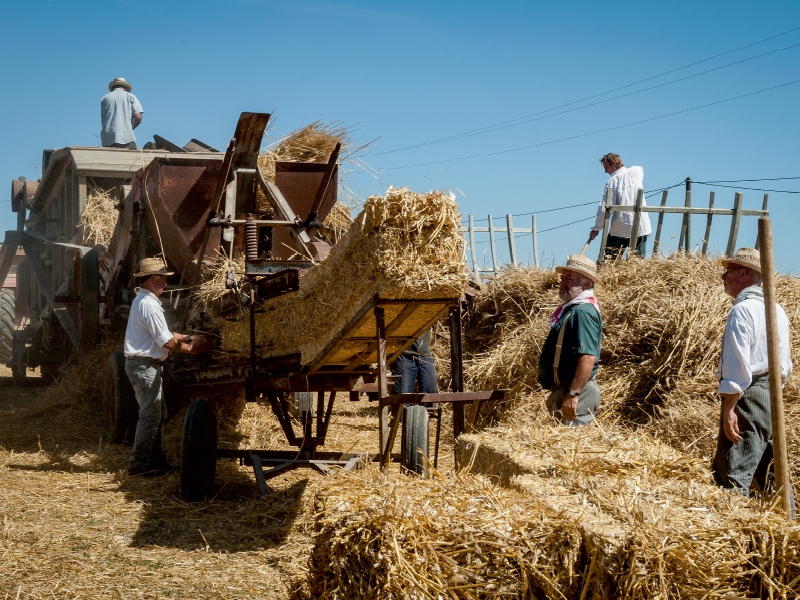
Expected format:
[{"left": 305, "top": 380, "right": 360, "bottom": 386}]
[
  {"left": 532, "top": 214, "right": 539, "bottom": 268},
  {"left": 754, "top": 194, "right": 769, "bottom": 250},
  {"left": 652, "top": 189, "right": 668, "bottom": 257},
  {"left": 628, "top": 188, "right": 643, "bottom": 259},
  {"left": 597, "top": 188, "right": 613, "bottom": 263},
  {"left": 506, "top": 214, "right": 517, "bottom": 266},
  {"left": 701, "top": 191, "right": 714, "bottom": 255},
  {"left": 468, "top": 213, "right": 479, "bottom": 280},
  {"left": 725, "top": 192, "right": 744, "bottom": 256},
  {"left": 488, "top": 214, "right": 498, "bottom": 275},
  {"left": 678, "top": 177, "right": 691, "bottom": 252}
]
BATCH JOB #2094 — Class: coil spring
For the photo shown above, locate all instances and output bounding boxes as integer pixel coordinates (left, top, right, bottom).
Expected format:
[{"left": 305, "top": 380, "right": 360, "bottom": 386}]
[{"left": 244, "top": 213, "right": 258, "bottom": 261}]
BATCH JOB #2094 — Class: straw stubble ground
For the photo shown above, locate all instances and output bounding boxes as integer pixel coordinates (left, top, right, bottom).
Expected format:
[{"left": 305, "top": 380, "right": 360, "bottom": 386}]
[{"left": 0, "top": 359, "right": 435, "bottom": 599}]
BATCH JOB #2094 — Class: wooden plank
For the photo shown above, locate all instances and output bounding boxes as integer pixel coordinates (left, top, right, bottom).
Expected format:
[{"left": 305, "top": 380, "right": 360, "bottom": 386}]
[
  {"left": 488, "top": 214, "right": 498, "bottom": 274},
  {"left": 725, "top": 192, "right": 744, "bottom": 256},
  {"left": 758, "top": 217, "right": 793, "bottom": 515},
  {"left": 376, "top": 306, "right": 389, "bottom": 458},
  {"left": 468, "top": 214, "right": 479, "bottom": 280},
  {"left": 702, "top": 191, "right": 715, "bottom": 255},
  {"left": 597, "top": 188, "right": 612, "bottom": 262},
  {"left": 652, "top": 189, "right": 668, "bottom": 257},
  {"left": 309, "top": 300, "right": 375, "bottom": 371},
  {"left": 506, "top": 214, "right": 517, "bottom": 266},
  {"left": 754, "top": 194, "right": 769, "bottom": 250},
  {"left": 532, "top": 214, "right": 539, "bottom": 268},
  {"left": 606, "top": 205, "right": 765, "bottom": 217},
  {"left": 627, "top": 188, "right": 643, "bottom": 259}
]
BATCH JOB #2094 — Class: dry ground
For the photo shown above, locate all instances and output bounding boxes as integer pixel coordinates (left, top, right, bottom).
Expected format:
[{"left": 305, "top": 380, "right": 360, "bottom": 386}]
[{"left": 0, "top": 363, "right": 450, "bottom": 599}]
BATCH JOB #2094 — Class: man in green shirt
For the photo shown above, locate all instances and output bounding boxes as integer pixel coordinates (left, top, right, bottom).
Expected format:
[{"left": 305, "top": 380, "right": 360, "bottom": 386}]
[{"left": 538, "top": 254, "right": 602, "bottom": 426}]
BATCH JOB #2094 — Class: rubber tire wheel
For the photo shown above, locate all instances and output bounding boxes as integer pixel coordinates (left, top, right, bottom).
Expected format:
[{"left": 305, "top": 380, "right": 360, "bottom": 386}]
[
  {"left": 401, "top": 405, "right": 430, "bottom": 477},
  {"left": 103, "top": 350, "right": 138, "bottom": 444},
  {"left": 40, "top": 363, "right": 61, "bottom": 384},
  {"left": 181, "top": 399, "right": 217, "bottom": 502},
  {"left": 11, "top": 364, "right": 26, "bottom": 387},
  {"left": 0, "top": 288, "right": 15, "bottom": 365}
]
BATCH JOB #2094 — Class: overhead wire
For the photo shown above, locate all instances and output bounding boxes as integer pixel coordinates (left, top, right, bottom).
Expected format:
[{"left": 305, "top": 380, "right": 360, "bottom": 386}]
[
  {"left": 381, "top": 78, "right": 800, "bottom": 171},
  {"left": 374, "top": 25, "right": 800, "bottom": 156},
  {"left": 376, "top": 41, "right": 800, "bottom": 156}
]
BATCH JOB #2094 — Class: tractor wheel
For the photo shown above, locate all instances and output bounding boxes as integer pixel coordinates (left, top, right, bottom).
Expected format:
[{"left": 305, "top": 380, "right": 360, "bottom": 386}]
[
  {"left": 103, "top": 350, "right": 138, "bottom": 443},
  {"left": 0, "top": 288, "right": 15, "bottom": 365},
  {"left": 181, "top": 399, "right": 217, "bottom": 502},
  {"left": 40, "top": 363, "right": 61, "bottom": 384},
  {"left": 401, "top": 405, "right": 430, "bottom": 477}
]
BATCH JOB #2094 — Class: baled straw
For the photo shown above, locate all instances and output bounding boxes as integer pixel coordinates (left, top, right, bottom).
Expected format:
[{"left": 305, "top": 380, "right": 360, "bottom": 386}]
[
  {"left": 218, "top": 187, "right": 468, "bottom": 363},
  {"left": 78, "top": 188, "right": 117, "bottom": 246}
]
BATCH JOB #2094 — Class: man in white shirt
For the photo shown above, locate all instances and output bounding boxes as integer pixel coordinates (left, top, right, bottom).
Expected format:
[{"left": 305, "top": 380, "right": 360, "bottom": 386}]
[
  {"left": 713, "top": 248, "right": 793, "bottom": 501},
  {"left": 588, "top": 153, "right": 652, "bottom": 258},
  {"left": 125, "top": 258, "right": 210, "bottom": 476},
  {"left": 101, "top": 77, "right": 143, "bottom": 150}
]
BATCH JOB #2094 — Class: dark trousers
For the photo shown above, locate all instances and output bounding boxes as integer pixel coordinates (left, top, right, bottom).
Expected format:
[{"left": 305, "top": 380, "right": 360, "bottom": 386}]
[
  {"left": 391, "top": 354, "right": 438, "bottom": 395},
  {"left": 713, "top": 373, "right": 795, "bottom": 514},
  {"left": 125, "top": 356, "right": 168, "bottom": 469},
  {"left": 106, "top": 141, "right": 137, "bottom": 150},
  {"left": 604, "top": 234, "right": 648, "bottom": 259}
]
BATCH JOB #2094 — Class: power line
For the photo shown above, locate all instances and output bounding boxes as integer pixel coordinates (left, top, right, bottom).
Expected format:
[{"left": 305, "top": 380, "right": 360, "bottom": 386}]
[
  {"left": 374, "top": 25, "right": 800, "bottom": 156},
  {"left": 377, "top": 41, "right": 800, "bottom": 155},
  {"left": 697, "top": 176, "right": 800, "bottom": 183},
  {"left": 382, "top": 78, "right": 800, "bottom": 171},
  {"left": 693, "top": 181, "right": 800, "bottom": 193}
]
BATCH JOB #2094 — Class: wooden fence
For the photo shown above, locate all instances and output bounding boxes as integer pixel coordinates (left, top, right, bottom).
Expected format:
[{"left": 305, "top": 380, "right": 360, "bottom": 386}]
[{"left": 465, "top": 179, "right": 770, "bottom": 278}]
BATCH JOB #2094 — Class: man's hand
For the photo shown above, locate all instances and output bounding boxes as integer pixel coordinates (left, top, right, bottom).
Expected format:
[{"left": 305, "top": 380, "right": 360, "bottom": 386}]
[
  {"left": 721, "top": 393, "right": 742, "bottom": 444},
  {"left": 164, "top": 333, "right": 213, "bottom": 355},
  {"left": 561, "top": 393, "right": 578, "bottom": 422},
  {"left": 588, "top": 229, "right": 599, "bottom": 241}
]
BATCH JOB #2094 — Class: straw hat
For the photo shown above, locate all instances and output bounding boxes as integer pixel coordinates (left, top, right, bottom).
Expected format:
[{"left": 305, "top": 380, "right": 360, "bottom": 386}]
[
  {"left": 720, "top": 247, "right": 761, "bottom": 274},
  {"left": 555, "top": 254, "right": 599, "bottom": 283},
  {"left": 108, "top": 77, "right": 132, "bottom": 92},
  {"left": 134, "top": 258, "right": 174, "bottom": 278}
]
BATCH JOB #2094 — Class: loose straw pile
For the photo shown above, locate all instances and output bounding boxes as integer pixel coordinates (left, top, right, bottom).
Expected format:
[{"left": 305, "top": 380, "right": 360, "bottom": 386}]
[
  {"left": 218, "top": 187, "right": 467, "bottom": 363},
  {"left": 78, "top": 188, "right": 117, "bottom": 246}
]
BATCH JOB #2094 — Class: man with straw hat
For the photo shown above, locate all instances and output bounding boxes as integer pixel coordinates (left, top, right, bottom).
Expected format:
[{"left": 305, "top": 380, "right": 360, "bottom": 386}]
[
  {"left": 713, "top": 247, "right": 793, "bottom": 501},
  {"left": 101, "top": 77, "right": 143, "bottom": 150},
  {"left": 588, "top": 153, "right": 652, "bottom": 258},
  {"left": 538, "top": 254, "right": 602, "bottom": 426},
  {"left": 124, "top": 257, "right": 210, "bottom": 476}
]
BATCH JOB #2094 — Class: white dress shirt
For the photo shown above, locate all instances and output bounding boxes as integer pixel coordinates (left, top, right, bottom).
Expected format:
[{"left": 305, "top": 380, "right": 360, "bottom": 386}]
[
  {"left": 124, "top": 288, "right": 173, "bottom": 361},
  {"left": 717, "top": 289, "right": 792, "bottom": 397},
  {"left": 592, "top": 166, "right": 653, "bottom": 238}
]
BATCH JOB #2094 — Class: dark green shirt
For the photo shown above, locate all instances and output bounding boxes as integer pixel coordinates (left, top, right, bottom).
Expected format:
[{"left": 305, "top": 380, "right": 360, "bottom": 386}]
[{"left": 537, "top": 303, "right": 602, "bottom": 390}]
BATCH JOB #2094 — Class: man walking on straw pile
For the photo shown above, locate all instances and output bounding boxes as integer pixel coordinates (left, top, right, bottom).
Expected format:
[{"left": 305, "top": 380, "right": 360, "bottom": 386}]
[
  {"left": 538, "top": 255, "right": 602, "bottom": 426},
  {"left": 713, "top": 248, "right": 793, "bottom": 501},
  {"left": 124, "top": 258, "right": 210, "bottom": 476},
  {"left": 101, "top": 77, "right": 143, "bottom": 150},
  {"left": 588, "top": 153, "right": 652, "bottom": 258}
]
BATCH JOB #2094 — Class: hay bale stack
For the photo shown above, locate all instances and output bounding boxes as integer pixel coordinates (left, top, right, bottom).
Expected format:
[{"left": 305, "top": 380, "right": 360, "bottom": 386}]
[
  {"left": 453, "top": 424, "right": 800, "bottom": 598},
  {"left": 218, "top": 187, "right": 467, "bottom": 363},
  {"left": 462, "top": 255, "right": 800, "bottom": 474}
]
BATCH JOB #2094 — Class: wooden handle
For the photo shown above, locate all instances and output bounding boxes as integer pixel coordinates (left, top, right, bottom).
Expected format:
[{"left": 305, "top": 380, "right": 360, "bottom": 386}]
[{"left": 580, "top": 239, "right": 592, "bottom": 256}]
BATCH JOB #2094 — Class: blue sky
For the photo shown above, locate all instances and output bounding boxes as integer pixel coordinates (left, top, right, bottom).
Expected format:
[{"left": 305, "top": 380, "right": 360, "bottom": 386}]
[{"left": 1, "top": 0, "right": 798, "bottom": 272}]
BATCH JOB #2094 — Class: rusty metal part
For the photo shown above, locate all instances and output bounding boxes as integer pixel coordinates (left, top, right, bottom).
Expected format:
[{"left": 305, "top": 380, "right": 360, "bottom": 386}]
[
  {"left": 255, "top": 269, "right": 300, "bottom": 302},
  {"left": 304, "top": 142, "right": 341, "bottom": 228},
  {"left": 244, "top": 213, "right": 258, "bottom": 261}
]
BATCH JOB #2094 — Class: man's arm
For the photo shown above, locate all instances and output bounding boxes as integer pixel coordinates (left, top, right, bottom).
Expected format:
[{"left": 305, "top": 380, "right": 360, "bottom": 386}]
[
  {"left": 721, "top": 392, "right": 742, "bottom": 443},
  {"left": 561, "top": 354, "right": 596, "bottom": 422},
  {"left": 163, "top": 332, "right": 209, "bottom": 355},
  {"left": 132, "top": 113, "right": 142, "bottom": 129}
]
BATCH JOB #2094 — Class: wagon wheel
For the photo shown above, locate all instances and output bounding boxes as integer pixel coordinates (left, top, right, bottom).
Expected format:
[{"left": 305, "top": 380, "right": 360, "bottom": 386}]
[
  {"left": 181, "top": 398, "right": 218, "bottom": 502},
  {"left": 102, "top": 350, "right": 138, "bottom": 443},
  {"left": 401, "top": 405, "right": 430, "bottom": 477},
  {"left": 65, "top": 248, "right": 100, "bottom": 354}
]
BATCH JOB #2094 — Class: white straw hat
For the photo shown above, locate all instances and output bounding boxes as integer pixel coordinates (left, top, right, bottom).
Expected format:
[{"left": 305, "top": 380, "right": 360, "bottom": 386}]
[
  {"left": 720, "top": 247, "right": 761, "bottom": 274},
  {"left": 108, "top": 77, "right": 132, "bottom": 92},
  {"left": 134, "top": 258, "right": 174, "bottom": 277},
  {"left": 555, "top": 254, "right": 599, "bottom": 283}
]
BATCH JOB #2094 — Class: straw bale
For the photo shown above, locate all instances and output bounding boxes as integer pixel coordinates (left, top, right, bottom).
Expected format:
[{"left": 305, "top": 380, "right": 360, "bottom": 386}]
[
  {"left": 455, "top": 422, "right": 800, "bottom": 598},
  {"left": 218, "top": 187, "right": 468, "bottom": 363},
  {"left": 78, "top": 187, "right": 117, "bottom": 246}
]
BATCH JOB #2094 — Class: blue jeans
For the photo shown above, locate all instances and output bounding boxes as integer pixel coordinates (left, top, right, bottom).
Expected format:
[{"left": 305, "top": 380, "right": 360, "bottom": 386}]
[
  {"left": 125, "top": 357, "right": 168, "bottom": 469},
  {"left": 391, "top": 354, "right": 438, "bottom": 395}
]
